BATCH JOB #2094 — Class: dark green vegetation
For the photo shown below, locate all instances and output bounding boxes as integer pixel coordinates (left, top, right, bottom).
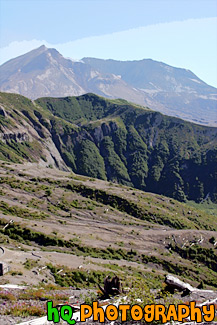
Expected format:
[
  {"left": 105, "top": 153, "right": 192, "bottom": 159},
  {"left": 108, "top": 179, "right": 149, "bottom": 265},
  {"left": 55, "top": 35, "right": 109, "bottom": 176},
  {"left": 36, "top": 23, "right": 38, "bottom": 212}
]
[
  {"left": 0, "top": 201, "right": 49, "bottom": 220},
  {"left": 47, "top": 265, "right": 116, "bottom": 288},
  {"left": 1, "top": 91, "right": 217, "bottom": 203},
  {"left": 170, "top": 244, "right": 217, "bottom": 272},
  {"left": 46, "top": 264, "right": 164, "bottom": 292},
  {"left": 65, "top": 182, "right": 216, "bottom": 230}
]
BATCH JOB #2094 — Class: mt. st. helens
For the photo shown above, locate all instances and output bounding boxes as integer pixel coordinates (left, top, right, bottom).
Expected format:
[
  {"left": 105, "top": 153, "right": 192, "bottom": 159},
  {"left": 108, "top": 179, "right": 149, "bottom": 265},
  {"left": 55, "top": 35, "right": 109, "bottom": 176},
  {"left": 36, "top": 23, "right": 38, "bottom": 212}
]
[{"left": 0, "top": 45, "right": 216, "bottom": 126}]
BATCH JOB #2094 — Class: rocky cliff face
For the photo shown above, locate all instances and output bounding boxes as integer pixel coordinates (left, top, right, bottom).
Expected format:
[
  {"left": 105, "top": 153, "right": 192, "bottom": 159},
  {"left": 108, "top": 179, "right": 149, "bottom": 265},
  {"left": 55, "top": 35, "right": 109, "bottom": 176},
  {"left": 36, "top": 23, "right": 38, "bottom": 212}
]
[{"left": 0, "top": 92, "right": 68, "bottom": 170}]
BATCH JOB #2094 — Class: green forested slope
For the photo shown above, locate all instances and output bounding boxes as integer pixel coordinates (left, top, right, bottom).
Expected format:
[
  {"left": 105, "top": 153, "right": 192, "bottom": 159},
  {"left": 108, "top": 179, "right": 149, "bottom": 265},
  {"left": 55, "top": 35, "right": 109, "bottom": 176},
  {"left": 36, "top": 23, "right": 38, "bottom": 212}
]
[
  {"left": 37, "top": 94, "right": 217, "bottom": 203},
  {"left": 0, "top": 92, "right": 217, "bottom": 203}
]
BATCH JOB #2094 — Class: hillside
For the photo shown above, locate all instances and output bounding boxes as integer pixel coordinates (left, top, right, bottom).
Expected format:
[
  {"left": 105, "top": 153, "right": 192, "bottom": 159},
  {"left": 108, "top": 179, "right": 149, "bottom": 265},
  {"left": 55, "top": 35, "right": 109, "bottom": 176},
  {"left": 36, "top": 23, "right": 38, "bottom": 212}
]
[
  {"left": 0, "top": 161, "right": 217, "bottom": 285},
  {"left": 0, "top": 92, "right": 217, "bottom": 322},
  {"left": 0, "top": 161, "right": 216, "bottom": 322},
  {"left": 0, "top": 46, "right": 217, "bottom": 126},
  {"left": 0, "top": 91, "right": 217, "bottom": 204}
]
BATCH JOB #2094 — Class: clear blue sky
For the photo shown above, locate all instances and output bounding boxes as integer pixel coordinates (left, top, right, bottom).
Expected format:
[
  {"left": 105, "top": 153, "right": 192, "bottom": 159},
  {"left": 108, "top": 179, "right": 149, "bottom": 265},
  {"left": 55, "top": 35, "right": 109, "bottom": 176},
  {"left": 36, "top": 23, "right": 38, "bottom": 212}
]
[{"left": 0, "top": 0, "right": 217, "bottom": 87}]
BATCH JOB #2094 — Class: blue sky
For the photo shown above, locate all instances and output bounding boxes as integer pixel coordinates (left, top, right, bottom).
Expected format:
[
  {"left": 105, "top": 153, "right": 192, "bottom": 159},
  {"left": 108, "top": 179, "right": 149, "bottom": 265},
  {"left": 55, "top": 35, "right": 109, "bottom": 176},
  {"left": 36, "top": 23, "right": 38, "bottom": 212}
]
[{"left": 0, "top": 0, "right": 217, "bottom": 87}]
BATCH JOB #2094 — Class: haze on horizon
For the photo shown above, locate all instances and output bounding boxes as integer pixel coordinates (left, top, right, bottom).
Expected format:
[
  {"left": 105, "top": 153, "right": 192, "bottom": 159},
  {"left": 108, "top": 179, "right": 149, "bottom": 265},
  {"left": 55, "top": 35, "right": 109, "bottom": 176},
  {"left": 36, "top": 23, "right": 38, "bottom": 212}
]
[{"left": 0, "top": 0, "right": 217, "bottom": 88}]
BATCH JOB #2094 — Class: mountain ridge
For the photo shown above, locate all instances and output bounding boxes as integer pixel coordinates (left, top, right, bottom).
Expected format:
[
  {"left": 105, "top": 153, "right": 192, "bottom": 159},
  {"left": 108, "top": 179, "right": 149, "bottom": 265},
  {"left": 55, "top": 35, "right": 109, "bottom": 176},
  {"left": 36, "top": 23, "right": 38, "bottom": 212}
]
[
  {"left": 1, "top": 91, "right": 217, "bottom": 204},
  {"left": 0, "top": 45, "right": 216, "bottom": 126},
  {"left": 82, "top": 57, "right": 216, "bottom": 91}
]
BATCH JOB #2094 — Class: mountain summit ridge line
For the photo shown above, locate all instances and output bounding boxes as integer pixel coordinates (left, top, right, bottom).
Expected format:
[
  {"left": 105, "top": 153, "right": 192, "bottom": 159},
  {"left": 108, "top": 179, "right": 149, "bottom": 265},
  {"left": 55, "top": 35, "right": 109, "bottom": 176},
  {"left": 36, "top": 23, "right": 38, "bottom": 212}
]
[{"left": 0, "top": 45, "right": 216, "bottom": 126}]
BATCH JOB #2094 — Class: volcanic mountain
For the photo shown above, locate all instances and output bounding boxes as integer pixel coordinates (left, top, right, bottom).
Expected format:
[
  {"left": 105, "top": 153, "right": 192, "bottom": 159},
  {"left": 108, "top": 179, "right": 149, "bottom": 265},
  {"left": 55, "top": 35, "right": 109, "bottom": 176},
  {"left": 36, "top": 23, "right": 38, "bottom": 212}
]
[{"left": 0, "top": 45, "right": 216, "bottom": 126}]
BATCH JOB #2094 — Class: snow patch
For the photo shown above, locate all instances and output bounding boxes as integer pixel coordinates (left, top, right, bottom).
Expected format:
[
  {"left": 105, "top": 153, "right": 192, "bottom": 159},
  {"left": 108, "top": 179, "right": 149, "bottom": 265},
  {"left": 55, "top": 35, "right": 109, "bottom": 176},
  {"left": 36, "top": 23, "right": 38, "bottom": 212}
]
[
  {"left": 89, "top": 70, "right": 100, "bottom": 79},
  {"left": 36, "top": 69, "right": 52, "bottom": 80},
  {"left": 190, "top": 78, "right": 202, "bottom": 84},
  {"left": 111, "top": 74, "right": 121, "bottom": 80}
]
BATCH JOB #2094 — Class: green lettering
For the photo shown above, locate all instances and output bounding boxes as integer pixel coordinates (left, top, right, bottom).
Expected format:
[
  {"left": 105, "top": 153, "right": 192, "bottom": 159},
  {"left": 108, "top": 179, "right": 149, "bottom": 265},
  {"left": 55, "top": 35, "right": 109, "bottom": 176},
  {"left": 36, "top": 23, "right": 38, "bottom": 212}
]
[
  {"left": 61, "top": 305, "right": 76, "bottom": 325},
  {"left": 47, "top": 301, "right": 60, "bottom": 323}
]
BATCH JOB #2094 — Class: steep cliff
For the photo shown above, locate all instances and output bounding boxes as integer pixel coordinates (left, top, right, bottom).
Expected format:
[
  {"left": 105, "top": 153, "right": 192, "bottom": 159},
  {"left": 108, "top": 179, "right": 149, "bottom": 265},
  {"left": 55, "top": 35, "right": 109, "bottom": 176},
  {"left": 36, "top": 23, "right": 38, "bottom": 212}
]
[{"left": 0, "top": 92, "right": 68, "bottom": 170}]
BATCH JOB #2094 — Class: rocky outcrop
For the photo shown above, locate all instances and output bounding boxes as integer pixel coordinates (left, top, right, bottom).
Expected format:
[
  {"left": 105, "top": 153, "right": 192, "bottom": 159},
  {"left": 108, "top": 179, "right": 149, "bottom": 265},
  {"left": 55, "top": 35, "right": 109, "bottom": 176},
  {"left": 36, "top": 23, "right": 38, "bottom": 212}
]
[
  {"left": 0, "top": 106, "right": 7, "bottom": 117},
  {"left": 1, "top": 132, "right": 29, "bottom": 142},
  {"left": 0, "top": 94, "right": 68, "bottom": 171}
]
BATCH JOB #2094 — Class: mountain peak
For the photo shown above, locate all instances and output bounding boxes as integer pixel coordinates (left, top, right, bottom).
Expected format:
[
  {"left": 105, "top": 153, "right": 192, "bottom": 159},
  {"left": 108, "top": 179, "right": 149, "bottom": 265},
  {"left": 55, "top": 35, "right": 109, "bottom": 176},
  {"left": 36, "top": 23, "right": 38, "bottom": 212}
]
[
  {"left": 0, "top": 47, "right": 216, "bottom": 126},
  {"left": 26, "top": 45, "right": 61, "bottom": 58},
  {"left": 29, "top": 44, "right": 48, "bottom": 55},
  {"left": 37, "top": 44, "right": 47, "bottom": 51}
]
